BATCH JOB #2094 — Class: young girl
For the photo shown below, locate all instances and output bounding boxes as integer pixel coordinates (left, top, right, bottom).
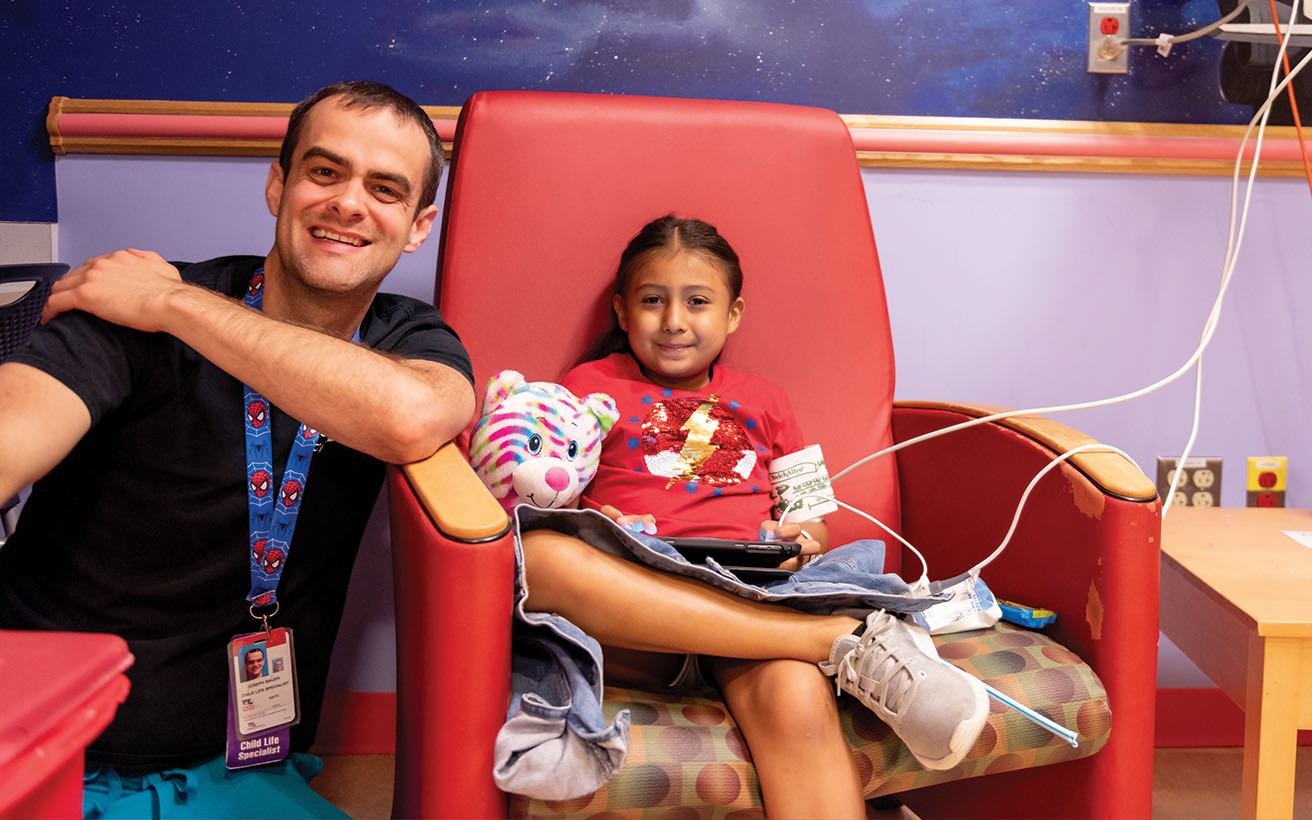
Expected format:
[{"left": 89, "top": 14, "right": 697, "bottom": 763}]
[{"left": 517, "top": 215, "right": 987, "bottom": 818}]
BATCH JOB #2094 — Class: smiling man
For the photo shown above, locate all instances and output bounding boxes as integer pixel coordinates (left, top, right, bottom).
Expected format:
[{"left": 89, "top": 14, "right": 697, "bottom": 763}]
[
  {"left": 244, "top": 647, "right": 266, "bottom": 681},
  {"left": 0, "top": 81, "right": 474, "bottom": 816}
]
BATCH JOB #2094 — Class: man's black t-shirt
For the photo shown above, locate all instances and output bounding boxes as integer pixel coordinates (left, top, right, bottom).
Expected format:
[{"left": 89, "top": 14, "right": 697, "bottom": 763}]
[{"left": 0, "top": 256, "right": 473, "bottom": 771}]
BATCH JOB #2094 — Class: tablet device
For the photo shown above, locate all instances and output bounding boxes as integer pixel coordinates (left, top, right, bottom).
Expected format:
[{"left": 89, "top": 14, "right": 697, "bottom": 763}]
[
  {"left": 723, "top": 566, "right": 795, "bottom": 585},
  {"left": 659, "top": 536, "right": 801, "bottom": 568}
]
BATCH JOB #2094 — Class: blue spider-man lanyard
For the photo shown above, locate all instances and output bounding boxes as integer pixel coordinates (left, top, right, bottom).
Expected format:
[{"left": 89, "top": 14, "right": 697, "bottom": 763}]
[{"left": 242, "top": 268, "right": 359, "bottom": 613}]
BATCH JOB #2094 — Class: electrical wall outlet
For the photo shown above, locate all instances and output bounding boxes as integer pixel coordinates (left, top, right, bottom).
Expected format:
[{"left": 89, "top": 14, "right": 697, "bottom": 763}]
[
  {"left": 1088, "top": 2, "right": 1130, "bottom": 74},
  {"left": 1247, "top": 456, "right": 1287, "bottom": 507},
  {"left": 1157, "top": 457, "right": 1223, "bottom": 507}
]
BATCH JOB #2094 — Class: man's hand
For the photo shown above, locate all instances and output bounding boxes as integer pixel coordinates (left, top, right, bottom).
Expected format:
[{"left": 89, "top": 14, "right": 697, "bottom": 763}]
[
  {"left": 39, "top": 250, "right": 473, "bottom": 464},
  {"left": 43, "top": 249, "right": 187, "bottom": 333}
]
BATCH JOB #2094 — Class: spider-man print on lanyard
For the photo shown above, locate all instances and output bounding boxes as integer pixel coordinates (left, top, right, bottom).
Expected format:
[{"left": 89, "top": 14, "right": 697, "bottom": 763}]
[{"left": 241, "top": 268, "right": 359, "bottom": 610}]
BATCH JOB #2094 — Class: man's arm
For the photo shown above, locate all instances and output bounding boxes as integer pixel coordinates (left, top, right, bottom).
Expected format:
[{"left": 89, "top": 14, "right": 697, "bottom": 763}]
[
  {"left": 43, "top": 250, "right": 474, "bottom": 464},
  {"left": 0, "top": 362, "right": 93, "bottom": 502}
]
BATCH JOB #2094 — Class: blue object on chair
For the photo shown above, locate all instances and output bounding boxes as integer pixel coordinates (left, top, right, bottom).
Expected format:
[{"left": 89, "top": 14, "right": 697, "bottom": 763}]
[{"left": 0, "top": 262, "right": 68, "bottom": 540}]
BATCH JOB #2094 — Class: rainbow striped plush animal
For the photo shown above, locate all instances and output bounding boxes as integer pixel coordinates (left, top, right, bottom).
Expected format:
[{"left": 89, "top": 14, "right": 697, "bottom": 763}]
[{"left": 471, "top": 370, "right": 618, "bottom": 512}]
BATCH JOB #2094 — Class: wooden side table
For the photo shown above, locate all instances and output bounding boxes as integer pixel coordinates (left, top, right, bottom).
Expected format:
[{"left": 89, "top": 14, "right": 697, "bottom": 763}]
[{"left": 1161, "top": 507, "right": 1312, "bottom": 820}]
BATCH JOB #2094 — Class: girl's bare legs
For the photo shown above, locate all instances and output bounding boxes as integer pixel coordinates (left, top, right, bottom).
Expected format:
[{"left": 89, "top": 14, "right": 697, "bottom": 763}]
[
  {"left": 710, "top": 657, "right": 865, "bottom": 819},
  {"left": 521, "top": 528, "right": 859, "bottom": 660},
  {"left": 602, "top": 646, "right": 685, "bottom": 688},
  {"left": 523, "top": 530, "right": 866, "bottom": 815}
]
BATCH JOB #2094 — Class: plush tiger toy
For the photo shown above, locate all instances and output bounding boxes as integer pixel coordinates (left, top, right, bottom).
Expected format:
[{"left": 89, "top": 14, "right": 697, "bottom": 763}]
[{"left": 470, "top": 369, "right": 618, "bottom": 512}]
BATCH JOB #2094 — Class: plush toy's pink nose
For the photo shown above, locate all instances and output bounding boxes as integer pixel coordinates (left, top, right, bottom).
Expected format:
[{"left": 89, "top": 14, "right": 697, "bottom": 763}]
[{"left": 545, "top": 466, "right": 572, "bottom": 492}]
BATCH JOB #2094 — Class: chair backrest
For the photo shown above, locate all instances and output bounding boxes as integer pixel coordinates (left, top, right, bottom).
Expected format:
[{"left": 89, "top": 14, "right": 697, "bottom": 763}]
[
  {"left": 437, "top": 91, "right": 901, "bottom": 548},
  {"left": 0, "top": 264, "right": 67, "bottom": 362}
]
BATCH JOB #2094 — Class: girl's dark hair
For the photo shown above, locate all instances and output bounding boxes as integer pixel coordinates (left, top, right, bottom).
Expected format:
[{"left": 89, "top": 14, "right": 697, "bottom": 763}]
[{"left": 580, "top": 215, "right": 743, "bottom": 364}]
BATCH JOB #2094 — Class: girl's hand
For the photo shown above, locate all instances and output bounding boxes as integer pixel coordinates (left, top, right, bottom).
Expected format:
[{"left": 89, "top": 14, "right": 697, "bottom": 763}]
[
  {"left": 599, "top": 504, "right": 658, "bottom": 535},
  {"left": 759, "top": 519, "right": 822, "bottom": 570}
]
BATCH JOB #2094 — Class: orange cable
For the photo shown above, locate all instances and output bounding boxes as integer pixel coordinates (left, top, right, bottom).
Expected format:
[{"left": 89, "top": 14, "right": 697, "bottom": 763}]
[{"left": 1267, "top": 0, "right": 1312, "bottom": 197}]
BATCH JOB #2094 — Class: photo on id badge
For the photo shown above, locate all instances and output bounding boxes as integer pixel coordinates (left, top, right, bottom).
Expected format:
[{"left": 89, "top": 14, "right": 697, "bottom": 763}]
[{"left": 228, "top": 628, "right": 300, "bottom": 737}]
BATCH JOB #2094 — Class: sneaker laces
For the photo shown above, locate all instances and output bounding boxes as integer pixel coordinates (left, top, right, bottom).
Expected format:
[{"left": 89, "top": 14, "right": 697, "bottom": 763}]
[{"left": 833, "top": 612, "right": 918, "bottom": 716}]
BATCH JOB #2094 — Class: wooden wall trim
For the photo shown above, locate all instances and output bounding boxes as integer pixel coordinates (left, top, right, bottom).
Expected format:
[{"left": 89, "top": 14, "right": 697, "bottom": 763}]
[
  {"left": 48, "top": 96, "right": 1312, "bottom": 177},
  {"left": 47, "top": 97, "right": 461, "bottom": 158},
  {"left": 844, "top": 114, "right": 1312, "bottom": 176}
]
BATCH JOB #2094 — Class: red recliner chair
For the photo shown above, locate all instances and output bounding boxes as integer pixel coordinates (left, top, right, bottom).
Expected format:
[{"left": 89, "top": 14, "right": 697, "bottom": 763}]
[{"left": 388, "top": 91, "right": 1160, "bottom": 818}]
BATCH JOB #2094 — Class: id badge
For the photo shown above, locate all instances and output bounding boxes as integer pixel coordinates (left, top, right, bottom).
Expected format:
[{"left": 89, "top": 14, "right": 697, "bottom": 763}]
[{"left": 225, "top": 627, "right": 301, "bottom": 769}]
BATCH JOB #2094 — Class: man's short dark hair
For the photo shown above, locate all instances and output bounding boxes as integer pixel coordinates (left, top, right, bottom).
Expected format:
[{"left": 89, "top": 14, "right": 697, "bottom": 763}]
[{"left": 280, "top": 81, "right": 444, "bottom": 215}]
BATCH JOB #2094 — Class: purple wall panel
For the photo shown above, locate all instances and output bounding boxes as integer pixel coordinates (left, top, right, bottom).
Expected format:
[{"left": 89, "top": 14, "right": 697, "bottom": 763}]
[
  {"left": 868, "top": 169, "right": 1312, "bottom": 517},
  {"left": 55, "top": 155, "right": 444, "bottom": 304},
  {"left": 57, "top": 155, "right": 1308, "bottom": 691}
]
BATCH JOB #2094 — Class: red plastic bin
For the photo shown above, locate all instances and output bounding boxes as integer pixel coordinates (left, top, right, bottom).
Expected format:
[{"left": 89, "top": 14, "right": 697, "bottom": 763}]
[{"left": 0, "top": 631, "right": 133, "bottom": 818}]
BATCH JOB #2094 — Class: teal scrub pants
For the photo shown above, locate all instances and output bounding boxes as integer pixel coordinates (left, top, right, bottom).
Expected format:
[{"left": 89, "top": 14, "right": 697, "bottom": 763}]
[{"left": 83, "top": 753, "right": 348, "bottom": 819}]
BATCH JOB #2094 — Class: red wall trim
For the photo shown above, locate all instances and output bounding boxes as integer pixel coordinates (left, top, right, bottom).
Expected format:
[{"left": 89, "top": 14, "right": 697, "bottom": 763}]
[
  {"left": 310, "top": 688, "right": 1312, "bottom": 755},
  {"left": 46, "top": 96, "right": 1312, "bottom": 177},
  {"left": 54, "top": 112, "right": 461, "bottom": 143},
  {"left": 58, "top": 113, "right": 288, "bottom": 140},
  {"left": 46, "top": 97, "right": 461, "bottom": 159},
  {"left": 846, "top": 124, "right": 1310, "bottom": 162},
  {"left": 312, "top": 691, "right": 397, "bottom": 756},
  {"left": 1155, "top": 688, "right": 1312, "bottom": 748}
]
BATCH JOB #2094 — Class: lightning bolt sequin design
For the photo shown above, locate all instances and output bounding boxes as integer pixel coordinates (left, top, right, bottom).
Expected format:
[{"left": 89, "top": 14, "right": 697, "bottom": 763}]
[
  {"left": 665, "top": 394, "right": 721, "bottom": 488},
  {"left": 642, "top": 394, "right": 756, "bottom": 490}
]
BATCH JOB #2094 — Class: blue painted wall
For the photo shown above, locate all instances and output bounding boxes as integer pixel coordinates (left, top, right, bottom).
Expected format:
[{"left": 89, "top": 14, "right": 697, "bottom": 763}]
[{"left": 4, "top": 1, "right": 1248, "bottom": 222}]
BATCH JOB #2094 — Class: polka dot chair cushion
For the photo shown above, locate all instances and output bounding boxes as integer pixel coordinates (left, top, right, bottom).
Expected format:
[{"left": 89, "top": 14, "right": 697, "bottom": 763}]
[{"left": 508, "top": 623, "right": 1110, "bottom": 817}]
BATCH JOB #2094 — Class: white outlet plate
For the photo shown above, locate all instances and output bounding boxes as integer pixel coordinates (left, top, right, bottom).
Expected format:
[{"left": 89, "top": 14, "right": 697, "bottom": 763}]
[
  {"left": 1157, "top": 457, "right": 1223, "bottom": 508},
  {"left": 1089, "top": 2, "right": 1130, "bottom": 74}
]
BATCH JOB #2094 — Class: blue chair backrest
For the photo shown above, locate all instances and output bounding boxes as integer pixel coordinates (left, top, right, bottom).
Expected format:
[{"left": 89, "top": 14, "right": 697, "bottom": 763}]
[{"left": 0, "top": 263, "right": 68, "bottom": 362}]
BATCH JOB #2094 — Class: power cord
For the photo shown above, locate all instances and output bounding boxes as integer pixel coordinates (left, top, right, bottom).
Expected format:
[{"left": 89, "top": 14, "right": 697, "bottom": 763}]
[
  {"left": 1164, "top": 0, "right": 1305, "bottom": 513},
  {"left": 783, "top": 444, "right": 1140, "bottom": 590},
  {"left": 1119, "top": 0, "right": 1250, "bottom": 54},
  {"left": 790, "top": 1, "right": 1312, "bottom": 581},
  {"left": 1117, "top": 0, "right": 1312, "bottom": 193},
  {"left": 1264, "top": 0, "right": 1312, "bottom": 197},
  {"left": 833, "top": 5, "right": 1308, "bottom": 504}
]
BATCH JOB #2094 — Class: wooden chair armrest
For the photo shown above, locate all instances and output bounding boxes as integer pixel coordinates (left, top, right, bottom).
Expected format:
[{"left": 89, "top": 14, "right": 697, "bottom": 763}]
[{"left": 400, "top": 441, "right": 510, "bottom": 541}]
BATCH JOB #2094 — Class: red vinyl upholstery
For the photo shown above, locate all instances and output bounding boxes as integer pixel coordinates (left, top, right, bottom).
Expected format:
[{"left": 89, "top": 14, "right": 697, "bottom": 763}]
[
  {"left": 889, "top": 406, "right": 1159, "bottom": 817},
  {"left": 387, "top": 90, "right": 1160, "bottom": 817},
  {"left": 438, "top": 90, "right": 901, "bottom": 550}
]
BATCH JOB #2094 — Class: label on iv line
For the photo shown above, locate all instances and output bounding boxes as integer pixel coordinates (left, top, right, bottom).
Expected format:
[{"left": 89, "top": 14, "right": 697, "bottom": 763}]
[
  {"left": 910, "top": 575, "right": 1002, "bottom": 635},
  {"left": 770, "top": 444, "right": 839, "bottom": 519}
]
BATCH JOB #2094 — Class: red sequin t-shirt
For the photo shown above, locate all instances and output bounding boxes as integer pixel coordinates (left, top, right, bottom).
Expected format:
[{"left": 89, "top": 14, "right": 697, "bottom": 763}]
[{"left": 562, "top": 353, "right": 804, "bottom": 539}]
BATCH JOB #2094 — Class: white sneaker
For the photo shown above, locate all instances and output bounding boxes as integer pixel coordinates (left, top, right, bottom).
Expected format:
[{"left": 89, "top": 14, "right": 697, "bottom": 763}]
[{"left": 820, "top": 610, "right": 989, "bottom": 770}]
